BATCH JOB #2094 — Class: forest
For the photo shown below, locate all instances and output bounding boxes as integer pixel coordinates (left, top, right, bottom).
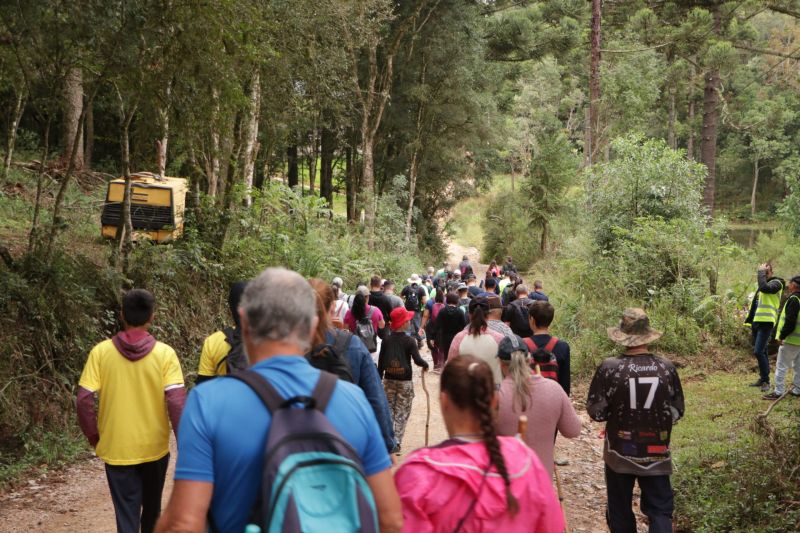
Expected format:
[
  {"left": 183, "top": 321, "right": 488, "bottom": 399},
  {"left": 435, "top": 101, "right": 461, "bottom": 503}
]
[{"left": 0, "top": 0, "right": 799, "bottom": 531}]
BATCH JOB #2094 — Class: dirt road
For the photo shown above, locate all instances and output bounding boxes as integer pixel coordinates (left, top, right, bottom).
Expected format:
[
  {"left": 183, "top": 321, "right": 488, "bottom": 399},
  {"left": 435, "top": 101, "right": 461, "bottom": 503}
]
[
  {"left": 0, "top": 243, "right": 639, "bottom": 532},
  {"left": 0, "top": 349, "right": 616, "bottom": 533}
]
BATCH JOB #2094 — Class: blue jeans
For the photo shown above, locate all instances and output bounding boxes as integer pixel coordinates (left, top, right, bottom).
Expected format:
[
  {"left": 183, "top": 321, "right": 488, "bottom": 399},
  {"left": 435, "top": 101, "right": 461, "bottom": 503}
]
[
  {"left": 751, "top": 322, "right": 773, "bottom": 383},
  {"left": 605, "top": 465, "right": 673, "bottom": 533}
]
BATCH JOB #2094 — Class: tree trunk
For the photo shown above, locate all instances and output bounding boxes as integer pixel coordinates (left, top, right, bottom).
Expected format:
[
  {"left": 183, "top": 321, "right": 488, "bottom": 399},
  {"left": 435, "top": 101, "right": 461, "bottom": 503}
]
[
  {"left": 589, "top": 0, "right": 602, "bottom": 162},
  {"left": 687, "top": 97, "right": 695, "bottom": 160},
  {"left": 667, "top": 89, "right": 676, "bottom": 149},
  {"left": 156, "top": 82, "right": 172, "bottom": 176},
  {"left": 700, "top": 67, "right": 720, "bottom": 213},
  {"left": 404, "top": 152, "right": 419, "bottom": 244},
  {"left": 308, "top": 129, "right": 318, "bottom": 195},
  {"left": 540, "top": 220, "right": 548, "bottom": 253},
  {"left": 115, "top": 104, "right": 137, "bottom": 275},
  {"left": 2, "top": 90, "right": 25, "bottom": 181},
  {"left": 206, "top": 89, "right": 221, "bottom": 197},
  {"left": 345, "top": 144, "right": 356, "bottom": 222},
  {"left": 242, "top": 71, "right": 261, "bottom": 206},
  {"left": 28, "top": 116, "right": 51, "bottom": 253},
  {"left": 583, "top": 106, "right": 592, "bottom": 167},
  {"left": 701, "top": 11, "right": 721, "bottom": 214},
  {"left": 751, "top": 156, "right": 759, "bottom": 217},
  {"left": 320, "top": 127, "right": 335, "bottom": 209},
  {"left": 287, "top": 144, "right": 298, "bottom": 188},
  {"left": 61, "top": 68, "right": 84, "bottom": 170},
  {"left": 361, "top": 96, "right": 377, "bottom": 244},
  {"left": 84, "top": 99, "right": 93, "bottom": 170}
]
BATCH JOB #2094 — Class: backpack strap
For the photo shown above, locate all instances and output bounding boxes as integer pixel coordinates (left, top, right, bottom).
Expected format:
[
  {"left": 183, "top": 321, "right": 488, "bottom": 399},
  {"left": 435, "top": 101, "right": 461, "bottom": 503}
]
[
  {"left": 523, "top": 338, "right": 537, "bottom": 353},
  {"left": 544, "top": 336, "right": 559, "bottom": 353},
  {"left": 228, "top": 369, "right": 285, "bottom": 413},
  {"left": 331, "top": 329, "right": 353, "bottom": 356},
  {"left": 311, "top": 371, "right": 338, "bottom": 413}
]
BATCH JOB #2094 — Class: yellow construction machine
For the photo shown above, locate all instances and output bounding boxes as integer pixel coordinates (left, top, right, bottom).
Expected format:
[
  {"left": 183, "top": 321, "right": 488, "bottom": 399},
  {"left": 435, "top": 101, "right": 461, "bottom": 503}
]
[{"left": 100, "top": 172, "right": 188, "bottom": 243}]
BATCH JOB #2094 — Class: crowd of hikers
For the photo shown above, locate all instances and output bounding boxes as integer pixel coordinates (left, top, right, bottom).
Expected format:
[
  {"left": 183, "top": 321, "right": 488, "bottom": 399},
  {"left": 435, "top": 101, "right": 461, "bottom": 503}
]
[{"left": 75, "top": 256, "right": 702, "bottom": 533}]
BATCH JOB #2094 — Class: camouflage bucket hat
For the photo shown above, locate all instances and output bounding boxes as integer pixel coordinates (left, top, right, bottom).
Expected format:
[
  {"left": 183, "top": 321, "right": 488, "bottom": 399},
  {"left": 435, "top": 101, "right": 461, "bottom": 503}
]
[{"left": 607, "top": 308, "right": 663, "bottom": 347}]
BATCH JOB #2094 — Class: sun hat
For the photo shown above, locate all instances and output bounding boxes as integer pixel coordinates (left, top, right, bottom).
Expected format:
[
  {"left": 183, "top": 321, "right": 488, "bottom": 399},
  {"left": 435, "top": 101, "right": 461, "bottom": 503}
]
[
  {"left": 497, "top": 335, "right": 529, "bottom": 361},
  {"left": 390, "top": 307, "right": 416, "bottom": 331},
  {"left": 486, "top": 295, "right": 503, "bottom": 310},
  {"left": 407, "top": 273, "right": 422, "bottom": 284},
  {"left": 607, "top": 308, "right": 663, "bottom": 347}
]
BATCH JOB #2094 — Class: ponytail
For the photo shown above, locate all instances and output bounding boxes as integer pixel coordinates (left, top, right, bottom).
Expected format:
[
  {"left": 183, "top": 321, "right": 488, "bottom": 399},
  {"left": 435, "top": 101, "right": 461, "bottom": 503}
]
[
  {"left": 508, "top": 349, "right": 532, "bottom": 411},
  {"left": 468, "top": 297, "right": 490, "bottom": 337},
  {"left": 441, "top": 356, "right": 519, "bottom": 517}
]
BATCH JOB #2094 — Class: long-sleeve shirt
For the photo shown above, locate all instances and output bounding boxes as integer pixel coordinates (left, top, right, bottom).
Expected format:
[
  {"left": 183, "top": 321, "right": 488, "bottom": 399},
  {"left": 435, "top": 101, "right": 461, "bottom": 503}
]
[
  {"left": 587, "top": 353, "right": 684, "bottom": 477},
  {"left": 779, "top": 291, "right": 800, "bottom": 341},
  {"left": 378, "top": 332, "right": 428, "bottom": 380},
  {"left": 497, "top": 374, "right": 582, "bottom": 477},
  {"left": 746, "top": 272, "right": 785, "bottom": 324}
]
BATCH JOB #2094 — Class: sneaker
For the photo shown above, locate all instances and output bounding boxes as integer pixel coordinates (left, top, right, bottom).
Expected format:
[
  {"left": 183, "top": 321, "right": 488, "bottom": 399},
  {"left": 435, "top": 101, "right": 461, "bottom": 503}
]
[
  {"left": 749, "top": 379, "right": 766, "bottom": 387},
  {"left": 762, "top": 391, "right": 783, "bottom": 400},
  {"left": 790, "top": 388, "right": 800, "bottom": 397},
  {"left": 760, "top": 382, "right": 771, "bottom": 393}
]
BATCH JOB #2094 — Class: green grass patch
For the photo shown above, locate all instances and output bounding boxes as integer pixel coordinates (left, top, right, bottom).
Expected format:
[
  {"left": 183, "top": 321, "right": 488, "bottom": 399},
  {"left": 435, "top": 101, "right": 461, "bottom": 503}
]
[
  {"left": 449, "top": 174, "right": 515, "bottom": 250},
  {"left": 0, "top": 427, "right": 89, "bottom": 490}
]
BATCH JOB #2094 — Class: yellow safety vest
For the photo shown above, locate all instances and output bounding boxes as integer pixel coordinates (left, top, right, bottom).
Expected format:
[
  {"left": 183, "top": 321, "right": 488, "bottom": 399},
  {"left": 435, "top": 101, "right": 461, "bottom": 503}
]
[
  {"left": 776, "top": 294, "right": 800, "bottom": 345},
  {"left": 753, "top": 281, "right": 784, "bottom": 324}
]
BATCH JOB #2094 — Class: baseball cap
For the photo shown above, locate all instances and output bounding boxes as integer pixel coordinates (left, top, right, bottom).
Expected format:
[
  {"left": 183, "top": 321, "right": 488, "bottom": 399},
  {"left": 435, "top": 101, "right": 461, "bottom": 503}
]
[
  {"left": 457, "top": 283, "right": 468, "bottom": 291},
  {"left": 332, "top": 277, "right": 343, "bottom": 287},
  {"left": 497, "top": 335, "right": 529, "bottom": 361}
]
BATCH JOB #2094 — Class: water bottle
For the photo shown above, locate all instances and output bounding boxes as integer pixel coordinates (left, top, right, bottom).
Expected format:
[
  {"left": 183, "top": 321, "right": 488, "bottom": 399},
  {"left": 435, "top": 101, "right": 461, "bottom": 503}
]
[{"left": 244, "top": 524, "right": 261, "bottom": 533}]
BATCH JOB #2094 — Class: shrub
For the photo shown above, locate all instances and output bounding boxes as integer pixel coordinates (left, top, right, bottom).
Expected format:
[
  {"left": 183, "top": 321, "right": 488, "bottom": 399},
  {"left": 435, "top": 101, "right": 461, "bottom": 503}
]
[{"left": 586, "top": 135, "right": 707, "bottom": 250}]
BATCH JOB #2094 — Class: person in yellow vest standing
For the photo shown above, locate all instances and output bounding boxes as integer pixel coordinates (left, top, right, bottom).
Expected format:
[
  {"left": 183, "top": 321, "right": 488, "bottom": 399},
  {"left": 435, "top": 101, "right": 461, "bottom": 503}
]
[
  {"left": 763, "top": 275, "right": 800, "bottom": 400},
  {"left": 196, "top": 281, "right": 248, "bottom": 382},
  {"left": 76, "top": 289, "right": 185, "bottom": 533},
  {"left": 744, "top": 263, "right": 784, "bottom": 392}
]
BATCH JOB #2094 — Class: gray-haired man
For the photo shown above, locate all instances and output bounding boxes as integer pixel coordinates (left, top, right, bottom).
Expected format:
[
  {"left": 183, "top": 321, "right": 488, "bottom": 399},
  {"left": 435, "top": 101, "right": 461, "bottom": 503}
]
[{"left": 157, "top": 268, "right": 402, "bottom": 533}]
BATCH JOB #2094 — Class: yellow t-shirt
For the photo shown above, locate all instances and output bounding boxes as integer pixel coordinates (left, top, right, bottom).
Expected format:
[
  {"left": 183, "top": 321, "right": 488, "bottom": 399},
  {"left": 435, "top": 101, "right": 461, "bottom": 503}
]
[
  {"left": 197, "top": 330, "right": 232, "bottom": 377},
  {"left": 78, "top": 339, "right": 184, "bottom": 466}
]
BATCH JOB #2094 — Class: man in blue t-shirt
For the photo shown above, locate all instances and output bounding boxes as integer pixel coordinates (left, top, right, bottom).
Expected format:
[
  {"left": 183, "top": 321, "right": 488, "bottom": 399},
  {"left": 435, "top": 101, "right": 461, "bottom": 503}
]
[{"left": 156, "top": 268, "right": 402, "bottom": 533}]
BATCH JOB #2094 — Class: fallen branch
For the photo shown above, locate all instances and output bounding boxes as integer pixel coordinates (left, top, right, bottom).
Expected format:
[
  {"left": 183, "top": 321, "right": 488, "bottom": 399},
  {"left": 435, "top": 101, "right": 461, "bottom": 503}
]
[{"left": 759, "top": 390, "right": 789, "bottom": 419}]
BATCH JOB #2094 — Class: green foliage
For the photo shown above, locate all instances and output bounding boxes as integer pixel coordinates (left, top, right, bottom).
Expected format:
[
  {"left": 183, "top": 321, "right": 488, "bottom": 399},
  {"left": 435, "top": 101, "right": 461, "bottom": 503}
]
[{"left": 587, "top": 135, "right": 707, "bottom": 249}]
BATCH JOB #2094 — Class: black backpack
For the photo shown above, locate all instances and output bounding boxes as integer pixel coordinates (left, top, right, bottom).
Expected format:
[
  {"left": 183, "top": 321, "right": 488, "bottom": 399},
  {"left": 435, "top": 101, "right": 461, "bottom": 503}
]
[
  {"left": 404, "top": 286, "right": 420, "bottom": 312},
  {"left": 216, "top": 327, "right": 248, "bottom": 374},
  {"left": 305, "top": 329, "right": 355, "bottom": 383}
]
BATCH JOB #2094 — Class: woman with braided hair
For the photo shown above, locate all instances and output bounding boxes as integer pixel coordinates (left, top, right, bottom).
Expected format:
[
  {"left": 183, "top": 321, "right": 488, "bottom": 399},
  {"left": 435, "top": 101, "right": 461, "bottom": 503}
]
[{"left": 394, "top": 355, "right": 564, "bottom": 532}]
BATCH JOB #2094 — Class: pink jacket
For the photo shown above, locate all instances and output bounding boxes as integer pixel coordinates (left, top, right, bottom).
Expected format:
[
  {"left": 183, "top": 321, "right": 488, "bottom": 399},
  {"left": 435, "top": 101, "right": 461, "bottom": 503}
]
[{"left": 395, "top": 436, "right": 565, "bottom": 533}]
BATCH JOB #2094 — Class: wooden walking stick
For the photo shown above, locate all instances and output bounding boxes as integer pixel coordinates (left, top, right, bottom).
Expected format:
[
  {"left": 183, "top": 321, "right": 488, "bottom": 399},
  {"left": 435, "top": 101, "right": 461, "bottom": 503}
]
[
  {"left": 421, "top": 369, "right": 431, "bottom": 446},
  {"left": 520, "top": 416, "right": 571, "bottom": 533},
  {"left": 554, "top": 462, "right": 571, "bottom": 533}
]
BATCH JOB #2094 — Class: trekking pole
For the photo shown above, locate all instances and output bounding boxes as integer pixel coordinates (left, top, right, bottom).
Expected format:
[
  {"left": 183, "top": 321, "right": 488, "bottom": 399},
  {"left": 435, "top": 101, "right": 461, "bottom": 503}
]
[
  {"left": 554, "top": 462, "right": 571, "bottom": 533},
  {"left": 421, "top": 369, "right": 431, "bottom": 447}
]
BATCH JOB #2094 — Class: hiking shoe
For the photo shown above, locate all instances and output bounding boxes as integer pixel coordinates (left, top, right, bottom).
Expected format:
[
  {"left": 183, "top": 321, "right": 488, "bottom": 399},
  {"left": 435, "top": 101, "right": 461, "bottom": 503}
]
[
  {"left": 790, "top": 388, "right": 800, "bottom": 397},
  {"left": 760, "top": 382, "right": 771, "bottom": 392},
  {"left": 749, "top": 379, "right": 767, "bottom": 387},
  {"left": 762, "top": 391, "right": 783, "bottom": 400}
]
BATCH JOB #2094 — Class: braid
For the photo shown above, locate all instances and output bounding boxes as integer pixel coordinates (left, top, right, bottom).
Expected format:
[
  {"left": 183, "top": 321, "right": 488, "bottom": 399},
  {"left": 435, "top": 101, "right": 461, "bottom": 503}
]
[{"left": 472, "top": 368, "right": 520, "bottom": 516}]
